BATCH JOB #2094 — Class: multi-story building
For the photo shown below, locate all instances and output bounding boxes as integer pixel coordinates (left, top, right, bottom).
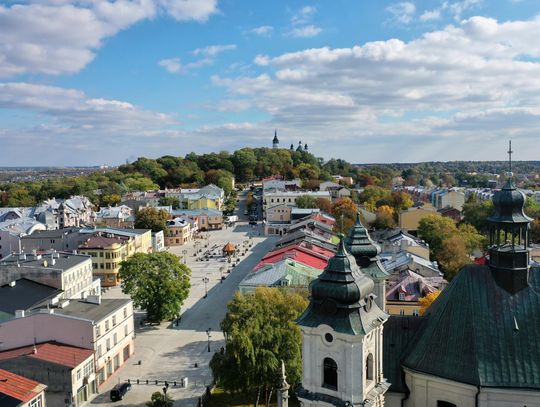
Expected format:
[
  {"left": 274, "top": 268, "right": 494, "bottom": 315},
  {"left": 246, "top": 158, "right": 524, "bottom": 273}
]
[
  {"left": 0, "top": 251, "right": 99, "bottom": 300},
  {"left": 165, "top": 218, "right": 191, "bottom": 246},
  {"left": 0, "top": 218, "right": 46, "bottom": 259},
  {"left": 79, "top": 236, "right": 128, "bottom": 287},
  {"left": 79, "top": 227, "right": 153, "bottom": 257},
  {"left": 94, "top": 205, "right": 134, "bottom": 228},
  {"left": 398, "top": 205, "right": 439, "bottom": 233},
  {"left": 172, "top": 209, "right": 223, "bottom": 231},
  {"left": 178, "top": 184, "right": 225, "bottom": 210},
  {"left": 0, "top": 342, "right": 95, "bottom": 407},
  {"left": 263, "top": 190, "right": 330, "bottom": 211},
  {"left": 35, "top": 196, "right": 95, "bottom": 229},
  {"left": 20, "top": 227, "right": 87, "bottom": 253},
  {"left": 0, "top": 296, "right": 135, "bottom": 392}
]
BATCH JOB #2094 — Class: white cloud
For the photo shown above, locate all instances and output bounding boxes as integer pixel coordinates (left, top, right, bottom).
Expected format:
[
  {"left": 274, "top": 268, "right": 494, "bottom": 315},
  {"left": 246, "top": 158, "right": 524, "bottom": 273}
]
[
  {"left": 386, "top": 2, "right": 416, "bottom": 24},
  {"left": 193, "top": 44, "right": 237, "bottom": 57},
  {"left": 0, "top": 0, "right": 219, "bottom": 78},
  {"left": 158, "top": 57, "right": 182, "bottom": 73},
  {"left": 251, "top": 25, "right": 274, "bottom": 36},
  {"left": 420, "top": 9, "right": 441, "bottom": 21},
  {"left": 443, "top": 0, "right": 483, "bottom": 20},
  {"left": 211, "top": 16, "right": 540, "bottom": 162},
  {"left": 291, "top": 5, "right": 316, "bottom": 25},
  {"left": 287, "top": 25, "right": 322, "bottom": 38}
]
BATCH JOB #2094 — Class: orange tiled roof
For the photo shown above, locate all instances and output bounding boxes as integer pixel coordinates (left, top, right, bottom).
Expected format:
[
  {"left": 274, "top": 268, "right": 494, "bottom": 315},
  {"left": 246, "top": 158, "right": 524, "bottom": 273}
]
[
  {"left": 0, "top": 342, "right": 93, "bottom": 369},
  {"left": 0, "top": 368, "right": 45, "bottom": 402}
]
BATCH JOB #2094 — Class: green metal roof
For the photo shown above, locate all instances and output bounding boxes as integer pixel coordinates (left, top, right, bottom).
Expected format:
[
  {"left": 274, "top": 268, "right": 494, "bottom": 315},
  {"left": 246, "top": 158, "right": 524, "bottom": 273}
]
[
  {"left": 487, "top": 179, "right": 533, "bottom": 224},
  {"left": 297, "top": 240, "right": 388, "bottom": 335},
  {"left": 402, "top": 264, "right": 540, "bottom": 389}
]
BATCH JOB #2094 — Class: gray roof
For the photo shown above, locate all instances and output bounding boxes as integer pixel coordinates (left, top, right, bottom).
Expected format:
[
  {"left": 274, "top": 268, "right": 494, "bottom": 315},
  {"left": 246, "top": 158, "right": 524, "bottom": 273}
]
[
  {"left": 21, "top": 228, "right": 81, "bottom": 239},
  {"left": 0, "top": 252, "right": 91, "bottom": 272},
  {"left": 54, "top": 298, "right": 131, "bottom": 323},
  {"left": 0, "top": 278, "right": 62, "bottom": 316}
]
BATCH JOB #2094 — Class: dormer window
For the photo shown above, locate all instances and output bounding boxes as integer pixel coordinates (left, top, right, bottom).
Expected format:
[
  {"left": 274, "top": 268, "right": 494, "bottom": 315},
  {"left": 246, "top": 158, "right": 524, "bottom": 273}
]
[{"left": 399, "top": 292, "right": 406, "bottom": 301}]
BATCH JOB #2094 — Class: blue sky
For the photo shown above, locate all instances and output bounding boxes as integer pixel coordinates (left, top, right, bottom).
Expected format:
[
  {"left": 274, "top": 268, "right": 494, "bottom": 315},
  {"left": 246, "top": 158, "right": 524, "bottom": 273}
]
[{"left": 1, "top": 0, "right": 540, "bottom": 166}]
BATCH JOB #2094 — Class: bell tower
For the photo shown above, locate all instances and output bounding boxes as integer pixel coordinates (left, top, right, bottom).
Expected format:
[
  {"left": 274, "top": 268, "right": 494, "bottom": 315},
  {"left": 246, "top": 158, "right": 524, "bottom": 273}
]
[
  {"left": 487, "top": 141, "right": 532, "bottom": 294},
  {"left": 296, "top": 239, "right": 389, "bottom": 407}
]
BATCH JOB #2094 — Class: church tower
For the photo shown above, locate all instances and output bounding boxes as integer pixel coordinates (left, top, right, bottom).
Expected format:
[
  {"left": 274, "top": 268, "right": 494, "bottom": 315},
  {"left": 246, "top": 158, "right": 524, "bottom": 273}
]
[
  {"left": 487, "top": 141, "right": 533, "bottom": 294},
  {"left": 297, "top": 239, "right": 389, "bottom": 407},
  {"left": 345, "top": 213, "right": 390, "bottom": 311},
  {"left": 273, "top": 130, "right": 279, "bottom": 149},
  {"left": 296, "top": 141, "right": 303, "bottom": 152}
]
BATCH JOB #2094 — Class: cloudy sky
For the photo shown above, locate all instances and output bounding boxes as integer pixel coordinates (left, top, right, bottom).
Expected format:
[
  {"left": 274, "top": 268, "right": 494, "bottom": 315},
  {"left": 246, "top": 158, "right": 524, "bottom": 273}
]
[{"left": 1, "top": 0, "right": 540, "bottom": 166}]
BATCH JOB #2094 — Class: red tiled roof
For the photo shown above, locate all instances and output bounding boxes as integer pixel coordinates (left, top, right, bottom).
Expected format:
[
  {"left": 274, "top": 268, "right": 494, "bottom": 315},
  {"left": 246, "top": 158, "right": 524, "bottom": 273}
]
[
  {"left": 79, "top": 235, "right": 127, "bottom": 249},
  {"left": 255, "top": 242, "right": 333, "bottom": 270},
  {"left": 0, "top": 368, "right": 45, "bottom": 402},
  {"left": 0, "top": 342, "right": 94, "bottom": 369}
]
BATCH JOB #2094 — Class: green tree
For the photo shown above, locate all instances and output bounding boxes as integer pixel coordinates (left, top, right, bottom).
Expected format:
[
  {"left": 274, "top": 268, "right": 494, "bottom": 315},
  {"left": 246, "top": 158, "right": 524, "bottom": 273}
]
[
  {"left": 99, "top": 194, "right": 121, "bottom": 207},
  {"left": 359, "top": 186, "right": 391, "bottom": 212},
  {"left": 331, "top": 198, "right": 358, "bottom": 234},
  {"left": 146, "top": 391, "right": 173, "bottom": 407},
  {"left": 158, "top": 197, "right": 180, "bottom": 209},
  {"left": 295, "top": 195, "right": 318, "bottom": 209},
  {"left": 135, "top": 208, "right": 170, "bottom": 233},
  {"left": 417, "top": 215, "right": 458, "bottom": 256},
  {"left": 437, "top": 235, "right": 472, "bottom": 280},
  {"left": 461, "top": 194, "right": 494, "bottom": 232},
  {"left": 457, "top": 223, "right": 487, "bottom": 255},
  {"left": 373, "top": 205, "right": 396, "bottom": 229},
  {"left": 119, "top": 252, "right": 191, "bottom": 322},
  {"left": 210, "top": 288, "right": 308, "bottom": 406}
]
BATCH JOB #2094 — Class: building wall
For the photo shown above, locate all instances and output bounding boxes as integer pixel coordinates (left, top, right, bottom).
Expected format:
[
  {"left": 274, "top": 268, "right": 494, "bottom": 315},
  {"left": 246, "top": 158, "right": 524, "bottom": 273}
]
[
  {"left": 165, "top": 225, "right": 190, "bottom": 246},
  {"left": 385, "top": 301, "right": 421, "bottom": 316},
  {"left": 440, "top": 191, "right": 465, "bottom": 212},
  {"left": 266, "top": 205, "right": 292, "bottom": 223},
  {"left": 93, "top": 302, "right": 134, "bottom": 387},
  {"left": 21, "top": 232, "right": 86, "bottom": 253},
  {"left": 80, "top": 243, "right": 127, "bottom": 287},
  {"left": 398, "top": 207, "right": 439, "bottom": 232},
  {"left": 0, "top": 230, "right": 21, "bottom": 259},
  {"left": 0, "top": 312, "right": 94, "bottom": 350}
]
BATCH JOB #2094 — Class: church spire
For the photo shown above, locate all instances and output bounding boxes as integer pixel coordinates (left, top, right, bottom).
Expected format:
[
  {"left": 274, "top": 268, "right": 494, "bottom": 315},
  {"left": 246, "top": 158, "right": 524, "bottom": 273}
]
[{"left": 273, "top": 130, "right": 279, "bottom": 149}]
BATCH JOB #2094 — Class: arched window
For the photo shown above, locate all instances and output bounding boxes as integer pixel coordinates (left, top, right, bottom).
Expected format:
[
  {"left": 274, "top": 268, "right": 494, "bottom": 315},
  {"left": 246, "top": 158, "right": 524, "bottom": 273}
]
[
  {"left": 322, "top": 358, "right": 338, "bottom": 390},
  {"left": 437, "top": 402, "right": 456, "bottom": 407},
  {"left": 366, "top": 353, "right": 374, "bottom": 381}
]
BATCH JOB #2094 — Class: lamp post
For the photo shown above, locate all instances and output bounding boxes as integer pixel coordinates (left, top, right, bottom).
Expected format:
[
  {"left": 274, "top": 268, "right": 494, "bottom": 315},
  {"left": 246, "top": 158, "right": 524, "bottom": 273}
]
[
  {"left": 202, "top": 277, "right": 209, "bottom": 298},
  {"left": 182, "top": 249, "right": 187, "bottom": 264},
  {"left": 206, "top": 232, "right": 210, "bottom": 248},
  {"left": 206, "top": 328, "right": 212, "bottom": 352}
]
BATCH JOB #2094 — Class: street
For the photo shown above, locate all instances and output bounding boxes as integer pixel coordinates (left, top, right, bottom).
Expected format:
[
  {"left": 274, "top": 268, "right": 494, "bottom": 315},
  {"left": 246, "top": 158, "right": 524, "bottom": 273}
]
[{"left": 91, "top": 193, "right": 276, "bottom": 406}]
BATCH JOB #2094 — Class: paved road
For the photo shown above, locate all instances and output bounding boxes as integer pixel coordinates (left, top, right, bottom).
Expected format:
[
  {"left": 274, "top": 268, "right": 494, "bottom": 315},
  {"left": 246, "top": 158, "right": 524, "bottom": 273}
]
[{"left": 92, "top": 197, "right": 276, "bottom": 406}]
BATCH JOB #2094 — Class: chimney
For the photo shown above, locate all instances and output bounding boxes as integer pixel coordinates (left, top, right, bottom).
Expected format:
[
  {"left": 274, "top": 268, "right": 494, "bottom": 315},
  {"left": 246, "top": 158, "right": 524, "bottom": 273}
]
[
  {"left": 9, "top": 281, "right": 16, "bottom": 287},
  {"left": 18, "top": 253, "right": 26, "bottom": 261},
  {"left": 15, "top": 310, "right": 25, "bottom": 318}
]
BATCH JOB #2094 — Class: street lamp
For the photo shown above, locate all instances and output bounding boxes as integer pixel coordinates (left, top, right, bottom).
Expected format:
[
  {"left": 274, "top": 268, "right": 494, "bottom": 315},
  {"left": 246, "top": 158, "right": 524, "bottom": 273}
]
[
  {"left": 202, "top": 277, "right": 209, "bottom": 298},
  {"left": 182, "top": 249, "right": 187, "bottom": 264},
  {"left": 206, "top": 232, "right": 210, "bottom": 248},
  {"left": 206, "top": 328, "right": 212, "bottom": 352}
]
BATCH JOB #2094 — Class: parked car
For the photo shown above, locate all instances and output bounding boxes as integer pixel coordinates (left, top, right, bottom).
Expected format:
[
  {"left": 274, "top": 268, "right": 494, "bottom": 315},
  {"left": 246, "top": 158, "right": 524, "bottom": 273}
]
[{"left": 110, "top": 382, "right": 131, "bottom": 401}]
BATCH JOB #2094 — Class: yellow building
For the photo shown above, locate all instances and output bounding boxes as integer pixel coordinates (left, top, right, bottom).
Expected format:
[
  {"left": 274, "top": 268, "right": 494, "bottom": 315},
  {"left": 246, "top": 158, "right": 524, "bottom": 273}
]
[
  {"left": 165, "top": 218, "right": 191, "bottom": 246},
  {"left": 398, "top": 204, "right": 439, "bottom": 233},
  {"left": 79, "top": 235, "right": 129, "bottom": 287}
]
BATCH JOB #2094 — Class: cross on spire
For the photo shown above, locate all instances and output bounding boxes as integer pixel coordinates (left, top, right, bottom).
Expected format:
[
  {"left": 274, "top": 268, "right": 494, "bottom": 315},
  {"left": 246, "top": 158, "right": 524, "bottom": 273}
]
[{"left": 508, "top": 140, "right": 513, "bottom": 174}]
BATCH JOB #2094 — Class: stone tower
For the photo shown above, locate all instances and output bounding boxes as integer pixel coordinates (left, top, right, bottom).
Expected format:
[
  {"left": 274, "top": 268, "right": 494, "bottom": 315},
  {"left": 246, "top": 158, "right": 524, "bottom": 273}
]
[
  {"left": 273, "top": 130, "right": 279, "bottom": 149},
  {"left": 296, "top": 239, "right": 389, "bottom": 407}
]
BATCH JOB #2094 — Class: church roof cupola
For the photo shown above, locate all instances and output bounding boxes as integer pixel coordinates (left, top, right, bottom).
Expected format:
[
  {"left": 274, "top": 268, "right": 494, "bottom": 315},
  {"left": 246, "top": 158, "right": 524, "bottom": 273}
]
[
  {"left": 272, "top": 129, "right": 279, "bottom": 148},
  {"left": 487, "top": 141, "right": 532, "bottom": 294}
]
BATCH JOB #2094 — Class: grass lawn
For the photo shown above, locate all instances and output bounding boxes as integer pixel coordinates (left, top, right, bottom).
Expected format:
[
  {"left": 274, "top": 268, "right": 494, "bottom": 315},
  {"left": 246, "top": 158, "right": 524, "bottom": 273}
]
[{"left": 204, "top": 387, "right": 301, "bottom": 407}]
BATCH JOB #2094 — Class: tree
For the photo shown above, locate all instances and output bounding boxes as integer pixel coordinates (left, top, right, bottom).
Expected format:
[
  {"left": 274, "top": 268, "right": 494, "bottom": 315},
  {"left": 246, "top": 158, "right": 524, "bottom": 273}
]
[
  {"left": 119, "top": 252, "right": 191, "bottom": 322},
  {"left": 359, "top": 186, "right": 391, "bottom": 212},
  {"left": 461, "top": 194, "right": 494, "bottom": 232},
  {"left": 457, "top": 223, "right": 487, "bottom": 255},
  {"left": 419, "top": 291, "right": 441, "bottom": 315},
  {"left": 99, "top": 194, "right": 121, "bottom": 207},
  {"left": 210, "top": 288, "right": 308, "bottom": 406},
  {"left": 531, "top": 219, "right": 540, "bottom": 244},
  {"left": 437, "top": 236, "right": 472, "bottom": 280},
  {"left": 295, "top": 195, "right": 318, "bottom": 209},
  {"left": 373, "top": 205, "right": 395, "bottom": 229},
  {"left": 135, "top": 208, "right": 170, "bottom": 233},
  {"left": 331, "top": 198, "right": 358, "bottom": 234},
  {"left": 417, "top": 215, "right": 458, "bottom": 256},
  {"left": 146, "top": 391, "right": 173, "bottom": 407},
  {"left": 158, "top": 197, "right": 180, "bottom": 209},
  {"left": 389, "top": 191, "right": 414, "bottom": 212}
]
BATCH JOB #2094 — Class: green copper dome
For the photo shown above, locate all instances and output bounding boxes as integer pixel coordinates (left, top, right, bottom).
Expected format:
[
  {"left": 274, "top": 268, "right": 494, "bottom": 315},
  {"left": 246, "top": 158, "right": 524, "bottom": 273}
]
[
  {"left": 488, "top": 178, "right": 532, "bottom": 224},
  {"left": 344, "top": 213, "right": 381, "bottom": 260}
]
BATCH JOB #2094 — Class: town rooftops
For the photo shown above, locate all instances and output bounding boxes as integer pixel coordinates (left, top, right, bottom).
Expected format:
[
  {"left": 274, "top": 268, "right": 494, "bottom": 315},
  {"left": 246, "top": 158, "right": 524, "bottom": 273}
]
[
  {"left": 0, "top": 368, "right": 46, "bottom": 404},
  {"left": 241, "top": 259, "right": 323, "bottom": 290},
  {"left": 79, "top": 235, "right": 127, "bottom": 249},
  {"left": 386, "top": 269, "right": 446, "bottom": 302},
  {"left": 0, "top": 342, "right": 93, "bottom": 369},
  {"left": 172, "top": 208, "right": 223, "bottom": 217},
  {"left": 0, "top": 278, "right": 62, "bottom": 317},
  {"left": 256, "top": 241, "right": 335, "bottom": 270},
  {"left": 54, "top": 298, "right": 131, "bottom": 323},
  {"left": 0, "top": 251, "right": 91, "bottom": 271},
  {"left": 20, "top": 227, "right": 81, "bottom": 239},
  {"left": 79, "top": 227, "right": 150, "bottom": 237},
  {"left": 0, "top": 218, "right": 45, "bottom": 236}
]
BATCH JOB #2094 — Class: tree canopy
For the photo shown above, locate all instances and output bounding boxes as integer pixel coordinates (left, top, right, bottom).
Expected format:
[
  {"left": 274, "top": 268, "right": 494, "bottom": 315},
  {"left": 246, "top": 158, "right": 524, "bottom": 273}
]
[
  {"left": 135, "top": 207, "right": 170, "bottom": 233},
  {"left": 210, "top": 288, "right": 308, "bottom": 406},
  {"left": 119, "top": 252, "right": 191, "bottom": 322}
]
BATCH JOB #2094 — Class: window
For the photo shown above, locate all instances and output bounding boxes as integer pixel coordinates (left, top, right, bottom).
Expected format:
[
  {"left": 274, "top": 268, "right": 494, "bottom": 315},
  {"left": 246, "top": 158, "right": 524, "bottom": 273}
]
[
  {"left": 112, "top": 315, "right": 116, "bottom": 326},
  {"left": 399, "top": 309, "right": 405, "bottom": 315},
  {"left": 124, "top": 324, "right": 128, "bottom": 337},
  {"left": 399, "top": 292, "right": 406, "bottom": 301},
  {"left": 96, "top": 325, "right": 101, "bottom": 337},
  {"left": 97, "top": 345, "right": 102, "bottom": 358},
  {"left": 437, "top": 402, "right": 457, "bottom": 407},
  {"left": 83, "top": 360, "right": 93, "bottom": 377},
  {"left": 322, "top": 358, "right": 338, "bottom": 390},
  {"left": 123, "top": 307, "right": 127, "bottom": 318},
  {"left": 325, "top": 333, "right": 333, "bottom": 343},
  {"left": 113, "top": 333, "right": 118, "bottom": 345},
  {"left": 105, "top": 320, "right": 110, "bottom": 331},
  {"left": 412, "top": 310, "right": 420, "bottom": 316},
  {"left": 28, "top": 395, "right": 43, "bottom": 407},
  {"left": 106, "top": 338, "right": 111, "bottom": 351},
  {"left": 77, "top": 369, "right": 81, "bottom": 380},
  {"left": 366, "top": 354, "right": 374, "bottom": 381}
]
